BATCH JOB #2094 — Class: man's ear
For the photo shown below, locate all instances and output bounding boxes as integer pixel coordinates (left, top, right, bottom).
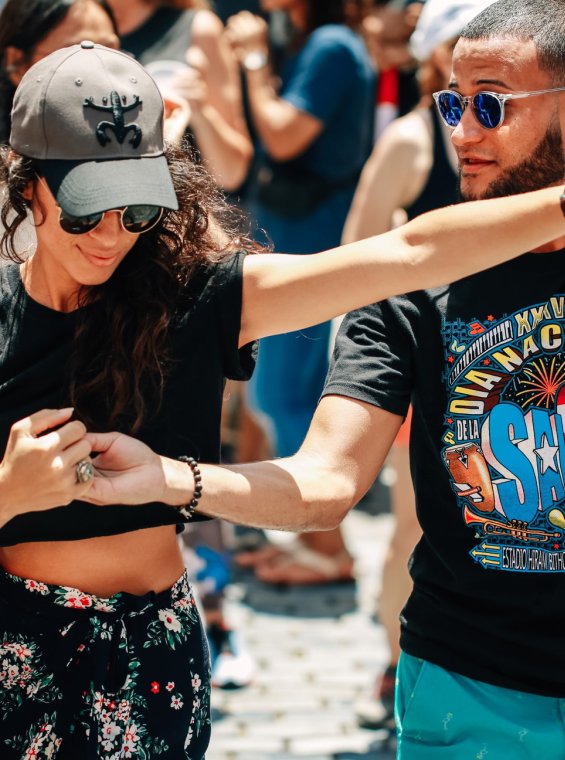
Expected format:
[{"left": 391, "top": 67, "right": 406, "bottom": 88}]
[{"left": 4, "top": 46, "right": 28, "bottom": 87}]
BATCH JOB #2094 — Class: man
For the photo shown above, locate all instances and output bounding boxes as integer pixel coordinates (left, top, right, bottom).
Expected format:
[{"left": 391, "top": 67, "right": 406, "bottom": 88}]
[
  {"left": 87, "top": 0, "right": 565, "bottom": 755},
  {"left": 325, "top": 2, "right": 565, "bottom": 754},
  {"left": 349, "top": 2, "right": 565, "bottom": 754},
  {"left": 219, "top": 1, "right": 565, "bottom": 754}
]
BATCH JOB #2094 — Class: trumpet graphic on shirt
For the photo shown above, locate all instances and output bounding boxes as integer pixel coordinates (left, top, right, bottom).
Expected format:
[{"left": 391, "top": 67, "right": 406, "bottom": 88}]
[
  {"left": 443, "top": 442, "right": 495, "bottom": 513},
  {"left": 463, "top": 505, "right": 562, "bottom": 543}
]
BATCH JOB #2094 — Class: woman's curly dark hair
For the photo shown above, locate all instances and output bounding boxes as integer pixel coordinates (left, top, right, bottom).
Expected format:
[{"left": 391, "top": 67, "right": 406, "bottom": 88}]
[{"left": 0, "top": 142, "right": 261, "bottom": 433}]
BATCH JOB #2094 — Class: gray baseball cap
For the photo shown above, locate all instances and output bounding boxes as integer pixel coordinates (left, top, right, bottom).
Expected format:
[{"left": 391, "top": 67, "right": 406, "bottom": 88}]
[{"left": 10, "top": 40, "right": 178, "bottom": 216}]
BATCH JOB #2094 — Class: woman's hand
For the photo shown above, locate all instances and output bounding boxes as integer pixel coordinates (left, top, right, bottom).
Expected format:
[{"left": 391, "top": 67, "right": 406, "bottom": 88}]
[
  {"left": 84, "top": 432, "right": 191, "bottom": 507},
  {"left": 0, "top": 408, "right": 93, "bottom": 522}
]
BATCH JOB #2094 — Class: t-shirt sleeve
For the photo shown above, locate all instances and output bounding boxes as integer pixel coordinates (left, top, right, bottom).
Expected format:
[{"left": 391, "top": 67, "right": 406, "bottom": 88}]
[
  {"left": 322, "top": 300, "right": 412, "bottom": 418},
  {"left": 213, "top": 251, "right": 257, "bottom": 381},
  {"left": 282, "top": 30, "right": 359, "bottom": 125}
]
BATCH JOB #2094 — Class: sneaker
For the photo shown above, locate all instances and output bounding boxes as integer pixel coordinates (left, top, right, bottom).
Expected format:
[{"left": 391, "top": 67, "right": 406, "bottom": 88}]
[
  {"left": 207, "top": 624, "right": 256, "bottom": 690},
  {"left": 355, "top": 664, "right": 397, "bottom": 731}
]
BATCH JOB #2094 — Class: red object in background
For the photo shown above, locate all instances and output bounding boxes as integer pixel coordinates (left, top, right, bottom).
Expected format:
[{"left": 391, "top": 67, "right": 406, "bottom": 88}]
[
  {"left": 377, "top": 68, "right": 400, "bottom": 107},
  {"left": 374, "top": 69, "right": 400, "bottom": 141}
]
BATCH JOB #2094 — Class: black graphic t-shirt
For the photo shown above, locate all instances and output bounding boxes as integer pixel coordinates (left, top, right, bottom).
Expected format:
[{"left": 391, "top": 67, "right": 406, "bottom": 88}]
[
  {"left": 0, "top": 253, "right": 255, "bottom": 546},
  {"left": 324, "top": 248, "right": 565, "bottom": 697}
]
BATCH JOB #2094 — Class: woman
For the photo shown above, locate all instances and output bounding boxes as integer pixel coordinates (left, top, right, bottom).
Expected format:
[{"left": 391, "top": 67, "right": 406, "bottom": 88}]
[
  {"left": 1, "top": 42, "right": 565, "bottom": 760},
  {"left": 108, "top": 0, "right": 252, "bottom": 190},
  {"left": 0, "top": 0, "right": 120, "bottom": 144}
]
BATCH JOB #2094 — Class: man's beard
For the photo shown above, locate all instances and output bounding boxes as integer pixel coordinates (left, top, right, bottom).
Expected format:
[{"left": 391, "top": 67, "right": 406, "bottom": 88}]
[{"left": 459, "top": 122, "right": 565, "bottom": 201}]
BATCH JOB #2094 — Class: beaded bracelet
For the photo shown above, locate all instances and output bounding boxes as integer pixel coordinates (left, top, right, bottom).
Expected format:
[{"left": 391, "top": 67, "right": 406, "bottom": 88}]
[{"left": 177, "top": 455, "right": 203, "bottom": 520}]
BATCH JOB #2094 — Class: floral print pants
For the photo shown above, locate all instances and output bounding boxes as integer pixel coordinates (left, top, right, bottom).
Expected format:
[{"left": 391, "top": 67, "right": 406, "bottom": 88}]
[{"left": 0, "top": 568, "right": 211, "bottom": 759}]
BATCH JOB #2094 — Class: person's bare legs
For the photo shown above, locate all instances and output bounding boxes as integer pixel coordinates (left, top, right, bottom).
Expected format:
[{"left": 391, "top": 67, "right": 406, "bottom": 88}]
[
  {"left": 357, "top": 442, "right": 420, "bottom": 729},
  {"left": 379, "top": 444, "right": 420, "bottom": 663},
  {"left": 233, "top": 384, "right": 355, "bottom": 584},
  {"left": 254, "top": 526, "right": 355, "bottom": 585},
  {"left": 234, "top": 384, "right": 273, "bottom": 463},
  {"left": 299, "top": 528, "right": 351, "bottom": 555}
]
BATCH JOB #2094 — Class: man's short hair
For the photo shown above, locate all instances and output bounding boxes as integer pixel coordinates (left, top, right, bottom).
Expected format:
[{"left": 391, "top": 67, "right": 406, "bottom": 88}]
[{"left": 461, "top": 0, "right": 565, "bottom": 84}]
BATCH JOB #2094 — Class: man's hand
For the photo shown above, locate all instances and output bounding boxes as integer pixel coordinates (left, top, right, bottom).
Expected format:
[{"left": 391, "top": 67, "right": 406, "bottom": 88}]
[{"left": 84, "top": 432, "right": 170, "bottom": 506}]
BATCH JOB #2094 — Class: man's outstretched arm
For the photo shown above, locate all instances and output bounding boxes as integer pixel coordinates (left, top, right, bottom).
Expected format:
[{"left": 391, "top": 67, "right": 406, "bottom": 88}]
[{"left": 85, "top": 396, "right": 403, "bottom": 531}]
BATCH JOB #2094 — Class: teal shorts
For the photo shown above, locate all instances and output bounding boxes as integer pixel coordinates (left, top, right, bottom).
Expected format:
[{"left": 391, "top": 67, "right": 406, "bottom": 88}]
[{"left": 396, "top": 652, "right": 565, "bottom": 759}]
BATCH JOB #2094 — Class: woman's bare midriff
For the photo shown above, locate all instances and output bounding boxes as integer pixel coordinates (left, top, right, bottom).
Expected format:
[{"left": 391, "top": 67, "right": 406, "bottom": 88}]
[{"left": 0, "top": 525, "right": 185, "bottom": 597}]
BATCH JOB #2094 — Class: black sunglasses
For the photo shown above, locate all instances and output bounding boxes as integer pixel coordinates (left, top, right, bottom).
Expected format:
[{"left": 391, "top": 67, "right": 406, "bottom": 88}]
[
  {"left": 433, "top": 86, "right": 565, "bottom": 130},
  {"left": 58, "top": 205, "right": 164, "bottom": 235},
  {"left": 36, "top": 175, "right": 164, "bottom": 235}
]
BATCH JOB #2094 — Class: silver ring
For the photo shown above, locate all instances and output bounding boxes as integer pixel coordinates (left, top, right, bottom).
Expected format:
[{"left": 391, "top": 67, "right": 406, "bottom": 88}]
[{"left": 75, "top": 459, "right": 94, "bottom": 484}]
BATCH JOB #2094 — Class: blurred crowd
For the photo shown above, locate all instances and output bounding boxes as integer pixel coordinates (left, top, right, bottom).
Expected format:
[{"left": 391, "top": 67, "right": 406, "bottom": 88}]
[{"left": 0, "top": 0, "right": 474, "bottom": 737}]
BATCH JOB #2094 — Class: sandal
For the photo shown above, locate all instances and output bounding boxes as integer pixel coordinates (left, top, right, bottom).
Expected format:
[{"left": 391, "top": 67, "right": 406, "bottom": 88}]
[{"left": 254, "top": 539, "right": 355, "bottom": 586}]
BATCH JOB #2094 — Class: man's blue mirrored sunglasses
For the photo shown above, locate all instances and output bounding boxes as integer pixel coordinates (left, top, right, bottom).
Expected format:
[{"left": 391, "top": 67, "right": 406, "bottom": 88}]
[{"left": 433, "top": 86, "right": 565, "bottom": 130}]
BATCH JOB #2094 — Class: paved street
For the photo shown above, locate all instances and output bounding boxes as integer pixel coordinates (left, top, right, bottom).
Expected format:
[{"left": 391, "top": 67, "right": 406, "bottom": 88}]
[{"left": 207, "top": 491, "right": 398, "bottom": 760}]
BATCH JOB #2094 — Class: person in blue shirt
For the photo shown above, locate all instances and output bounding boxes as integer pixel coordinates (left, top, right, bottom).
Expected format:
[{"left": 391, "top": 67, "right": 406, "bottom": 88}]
[{"left": 226, "top": 1, "right": 375, "bottom": 584}]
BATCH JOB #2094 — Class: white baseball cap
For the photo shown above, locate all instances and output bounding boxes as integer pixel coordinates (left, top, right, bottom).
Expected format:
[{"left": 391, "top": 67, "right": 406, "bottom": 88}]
[{"left": 410, "top": 0, "right": 499, "bottom": 62}]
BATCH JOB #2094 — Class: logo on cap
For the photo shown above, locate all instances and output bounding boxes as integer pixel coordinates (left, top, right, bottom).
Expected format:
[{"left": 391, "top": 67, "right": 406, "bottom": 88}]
[{"left": 83, "top": 91, "right": 143, "bottom": 148}]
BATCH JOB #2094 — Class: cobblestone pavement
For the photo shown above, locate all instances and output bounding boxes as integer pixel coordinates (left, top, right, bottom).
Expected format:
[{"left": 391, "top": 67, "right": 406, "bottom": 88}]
[{"left": 207, "top": 500, "right": 398, "bottom": 760}]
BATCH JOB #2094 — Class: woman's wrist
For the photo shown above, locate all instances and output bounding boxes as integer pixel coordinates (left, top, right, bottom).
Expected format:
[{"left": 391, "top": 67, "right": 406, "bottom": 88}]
[{"left": 0, "top": 466, "right": 19, "bottom": 526}]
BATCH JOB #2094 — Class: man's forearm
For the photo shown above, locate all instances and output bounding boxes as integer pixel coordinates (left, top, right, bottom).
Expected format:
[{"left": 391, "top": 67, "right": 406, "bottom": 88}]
[{"left": 162, "top": 453, "right": 355, "bottom": 531}]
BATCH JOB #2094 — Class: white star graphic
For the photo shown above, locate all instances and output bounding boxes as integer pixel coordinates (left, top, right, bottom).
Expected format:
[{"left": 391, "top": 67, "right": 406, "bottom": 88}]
[{"left": 534, "top": 434, "right": 559, "bottom": 475}]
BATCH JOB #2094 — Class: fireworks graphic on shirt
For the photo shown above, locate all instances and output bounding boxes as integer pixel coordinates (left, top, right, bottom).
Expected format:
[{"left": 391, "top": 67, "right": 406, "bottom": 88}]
[{"left": 506, "top": 356, "right": 565, "bottom": 410}]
